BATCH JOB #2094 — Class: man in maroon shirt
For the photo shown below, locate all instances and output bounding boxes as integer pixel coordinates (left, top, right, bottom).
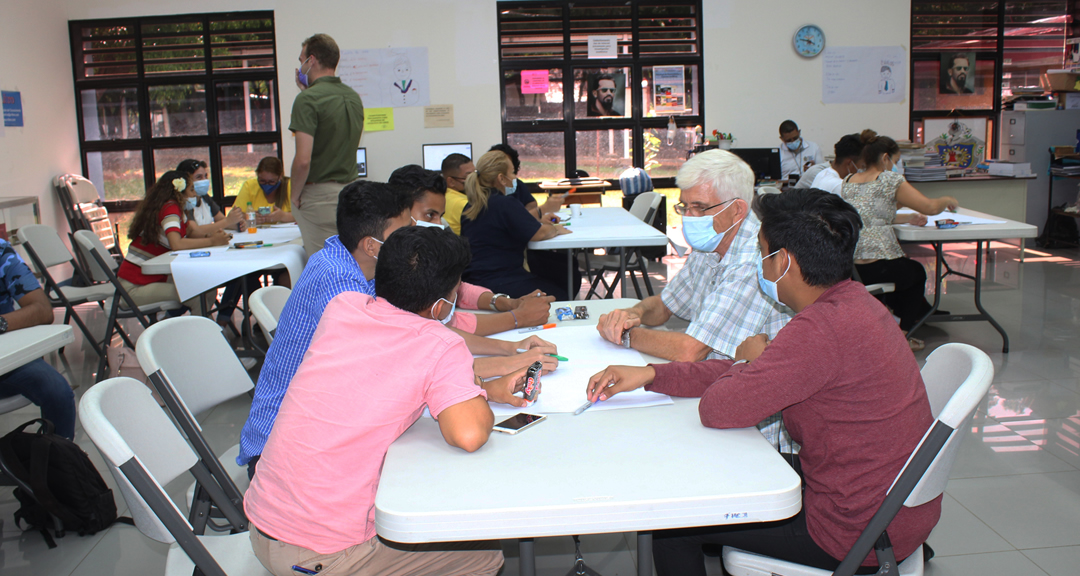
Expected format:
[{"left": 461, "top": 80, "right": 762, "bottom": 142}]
[{"left": 586, "top": 189, "right": 940, "bottom": 575}]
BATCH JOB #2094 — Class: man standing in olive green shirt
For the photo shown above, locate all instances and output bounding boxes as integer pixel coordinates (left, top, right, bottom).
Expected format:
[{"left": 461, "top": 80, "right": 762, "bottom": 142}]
[{"left": 290, "top": 33, "right": 365, "bottom": 257}]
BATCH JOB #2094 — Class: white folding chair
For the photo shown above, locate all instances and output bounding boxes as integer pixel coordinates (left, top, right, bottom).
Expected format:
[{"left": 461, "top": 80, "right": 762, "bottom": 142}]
[
  {"left": 78, "top": 377, "right": 268, "bottom": 576},
  {"left": 72, "top": 230, "right": 183, "bottom": 381},
  {"left": 18, "top": 224, "right": 121, "bottom": 358},
  {"left": 585, "top": 191, "right": 663, "bottom": 299},
  {"left": 135, "top": 316, "right": 254, "bottom": 532},
  {"left": 249, "top": 285, "right": 291, "bottom": 344},
  {"left": 723, "top": 343, "right": 994, "bottom": 576}
]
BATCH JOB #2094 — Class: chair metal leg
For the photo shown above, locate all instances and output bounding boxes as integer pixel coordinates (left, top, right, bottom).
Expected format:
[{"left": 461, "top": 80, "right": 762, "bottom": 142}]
[{"left": 636, "top": 249, "right": 655, "bottom": 296}]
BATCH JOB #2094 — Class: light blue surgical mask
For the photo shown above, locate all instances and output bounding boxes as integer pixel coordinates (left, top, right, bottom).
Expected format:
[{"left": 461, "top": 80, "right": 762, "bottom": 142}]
[
  {"left": 756, "top": 249, "right": 790, "bottom": 304},
  {"left": 413, "top": 217, "right": 446, "bottom": 230},
  {"left": 891, "top": 158, "right": 905, "bottom": 175},
  {"left": 681, "top": 199, "right": 742, "bottom": 253},
  {"left": 184, "top": 197, "right": 198, "bottom": 211},
  {"left": 193, "top": 179, "right": 211, "bottom": 196},
  {"left": 785, "top": 138, "right": 802, "bottom": 152},
  {"left": 431, "top": 296, "right": 457, "bottom": 325},
  {"left": 504, "top": 185, "right": 515, "bottom": 196}
]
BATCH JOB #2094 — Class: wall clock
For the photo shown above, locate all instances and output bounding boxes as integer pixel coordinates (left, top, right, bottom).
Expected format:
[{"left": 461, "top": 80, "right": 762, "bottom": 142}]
[{"left": 793, "top": 24, "right": 826, "bottom": 58}]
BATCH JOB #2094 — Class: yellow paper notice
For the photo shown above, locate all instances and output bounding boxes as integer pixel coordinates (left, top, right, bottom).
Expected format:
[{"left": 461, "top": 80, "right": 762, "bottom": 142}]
[{"left": 364, "top": 108, "right": 395, "bottom": 132}]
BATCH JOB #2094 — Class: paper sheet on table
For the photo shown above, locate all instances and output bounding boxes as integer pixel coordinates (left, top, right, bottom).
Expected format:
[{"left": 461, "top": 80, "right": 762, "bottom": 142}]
[
  {"left": 896, "top": 209, "right": 1006, "bottom": 226},
  {"left": 167, "top": 226, "right": 305, "bottom": 301},
  {"left": 484, "top": 325, "right": 673, "bottom": 415}
]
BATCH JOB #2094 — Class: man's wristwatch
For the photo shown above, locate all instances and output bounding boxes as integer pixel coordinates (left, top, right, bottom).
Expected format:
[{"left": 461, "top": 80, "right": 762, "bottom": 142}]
[
  {"left": 0, "top": 315, "right": 8, "bottom": 335},
  {"left": 621, "top": 328, "right": 632, "bottom": 349},
  {"left": 489, "top": 293, "right": 510, "bottom": 311}
]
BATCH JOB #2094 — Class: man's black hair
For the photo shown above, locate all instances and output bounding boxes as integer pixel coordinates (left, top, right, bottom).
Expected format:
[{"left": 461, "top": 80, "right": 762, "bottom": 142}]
[
  {"left": 833, "top": 133, "right": 864, "bottom": 162},
  {"left": 374, "top": 226, "right": 472, "bottom": 314},
  {"left": 488, "top": 143, "right": 521, "bottom": 174},
  {"left": 389, "top": 164, "right": 448, "bottom": 206},
  {"left": 441, "top": 153, "right": 472, "bottom": 174},
  {"left": 778, "top": 120, "right": 799, "bottom": 134},
  {"left": 336, "top": 181, "right": 412, "bottom": 252},
  {"left": 753, "top": 188, "right": 863, "bottom": 287},
  {"left": 949, "top": 54, "right": 969, "bottom": 68}
]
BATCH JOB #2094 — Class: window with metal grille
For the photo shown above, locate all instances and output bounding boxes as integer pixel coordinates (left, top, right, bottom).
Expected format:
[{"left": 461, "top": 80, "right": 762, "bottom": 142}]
[
  {"left": 70, "top": 12, "right": 281, "bottom": 214},
  {"left": 497, "top": 1, "right": 704, "bottom": 187},
  {"left": 910, "top": 1, "right": 1068, "bottom": 147}
]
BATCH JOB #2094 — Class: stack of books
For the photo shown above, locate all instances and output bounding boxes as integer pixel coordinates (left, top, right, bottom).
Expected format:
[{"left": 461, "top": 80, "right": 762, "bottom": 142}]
[{"left": 903, "top": 152, "right": 949, "bottom": 182}]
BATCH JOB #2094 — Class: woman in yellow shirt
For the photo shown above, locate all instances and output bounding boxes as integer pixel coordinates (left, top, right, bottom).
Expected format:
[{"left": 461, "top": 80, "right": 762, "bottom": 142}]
[{"left": 234, "top": 156, "right": 295, "bottom": 224}]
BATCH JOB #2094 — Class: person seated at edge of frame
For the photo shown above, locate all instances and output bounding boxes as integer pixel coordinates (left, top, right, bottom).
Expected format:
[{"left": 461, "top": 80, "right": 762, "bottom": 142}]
[
  {"left": 246, "top": 226, "right": 511, "bottom": 576},
  {"left": 389, "top": 164, "right": 555, "bottom": 335},
  {"left": 460, "top": 150, "right": 576, "bottom": 301},
  {"left": 440, "top": 153, "right": 474, "bottom": 235},
  {"left": 175, "top": 159, "right": 245, "bottom": 233},
  {"left": 796, "top": 132, "right": 865, "bottom": 194},
  {"left": 118, "top": 171, "right": 231, "bottom": 316},
  {"left": 0, "top": 237, "right": 76, "bottom": 440},
  {"left": 585, "top": 188, "right": 941, "bottom": 576},
  {"left": 841, "top": 130, "right": 959, "bottom": 352},
  {"left": 778, "top": 120, "right": 825, "bottom": 181},
  {"left": 235, "top": 156, "right": 296, "bottom": 225},
  {"left": 237, "top": 181, "right": 556, "bottom": 479},
  {"left": 488, "top": 143, "right": 565, "bottom": 220}
]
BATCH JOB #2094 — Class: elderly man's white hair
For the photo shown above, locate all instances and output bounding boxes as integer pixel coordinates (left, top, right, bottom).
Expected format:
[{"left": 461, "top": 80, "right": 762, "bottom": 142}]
[{"left": 675, "top": 149, "right": 755, "bottom": 204}]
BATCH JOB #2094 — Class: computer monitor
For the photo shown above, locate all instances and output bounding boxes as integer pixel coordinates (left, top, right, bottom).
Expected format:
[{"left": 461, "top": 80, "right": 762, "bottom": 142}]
[
  {"left": 356, "top": 147, "right": 367, "bottom": 177},
  {"left": 423, "top": 143, "right": 473, "bottom": 171},
  {"left": 730, "top": 148, "right": 782, "bottom": 181}
]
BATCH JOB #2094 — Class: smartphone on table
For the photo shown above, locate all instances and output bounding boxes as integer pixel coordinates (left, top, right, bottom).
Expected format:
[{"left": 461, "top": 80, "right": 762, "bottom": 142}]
[{"left": 493, "top": 413, "right": 546, "bottom": 435}]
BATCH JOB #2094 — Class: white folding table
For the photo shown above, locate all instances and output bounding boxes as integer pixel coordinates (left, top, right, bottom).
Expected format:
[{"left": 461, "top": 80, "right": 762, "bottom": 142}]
[
  {"left": 894, "top": 207, "right": 1037, "bottom": 353},
  {"left": 528, "top": 207, "right": 668, "bottom": 300},
  {"left": 376, "top": 300, "right": 802, "bottom": 576},
  {"left": 0, "top": 325, "right": 74, "bottom": 377}
]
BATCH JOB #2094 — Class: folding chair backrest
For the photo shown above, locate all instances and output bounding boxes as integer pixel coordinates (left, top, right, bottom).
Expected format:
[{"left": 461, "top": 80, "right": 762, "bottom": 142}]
[
  {"left": 628, "top": 191, "right": 663, "bottom": 226},
  {"left": 136, "top": 316, "right": 255, "bottom": 417},
  {"left": 58, "top": 174, "right": 104, "bottom": 205},
  {"left": 79, "top": 377, "right": 198, "bottom": 544},
  {"left": 250, "top": 285, "right": 291, "bottom": 340},
  {"left": 73, "top": 229, "right": 117, "bottom": 283},
  {"left": 17, "top": 224, "right": 76, "bottom": 269},
  {"left": 903, "top": 343, "right": 994, "bottom": 506}
]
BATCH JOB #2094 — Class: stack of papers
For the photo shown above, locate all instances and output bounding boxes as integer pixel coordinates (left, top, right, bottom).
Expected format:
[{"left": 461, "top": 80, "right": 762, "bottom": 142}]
[
  {"left": 896, "top": 209, "right": 1006, "bottom": 226},
  {"left": 484, "top": 325, "right": 673, "bottom": 416},
  {"left": 903, "top": 166, "right": 950, "bottom": 182}
]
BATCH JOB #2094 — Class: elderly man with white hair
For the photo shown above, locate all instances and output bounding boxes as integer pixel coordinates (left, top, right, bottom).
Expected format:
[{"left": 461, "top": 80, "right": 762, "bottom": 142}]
[{"left": 597, "top": 149, "right": 792, "bottom": 362}]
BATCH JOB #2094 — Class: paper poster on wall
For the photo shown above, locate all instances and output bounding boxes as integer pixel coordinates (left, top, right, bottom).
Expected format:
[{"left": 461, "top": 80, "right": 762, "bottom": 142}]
[
  {"left": 338, "top": 48, "right": 430, "bottom": 108},
  {"left": 423, "top": 105, "right": 454, "bottom": 128},
  {"left": 587, "top": 35, "right": 619, "bottom": 59},
  {"left": 363, "top": 107, "right": 395, "bottom": 132},
  {"left": 520, "top": 70, "right": 550, "bottom": 94},
  {"left": 822, "top": 46, "right": 906, "bottom": 104},
  {"left": 2, "top": 91, "right": 23, "bottom": 127},
  {"left": 652, "top": 65, "right": 686, "bottom": 114}
]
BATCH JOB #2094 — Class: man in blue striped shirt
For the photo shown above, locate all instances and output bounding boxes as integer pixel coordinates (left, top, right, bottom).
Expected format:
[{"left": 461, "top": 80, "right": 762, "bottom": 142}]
[{"left": 238, "top": 182, "right": 412, "bottom": 475}]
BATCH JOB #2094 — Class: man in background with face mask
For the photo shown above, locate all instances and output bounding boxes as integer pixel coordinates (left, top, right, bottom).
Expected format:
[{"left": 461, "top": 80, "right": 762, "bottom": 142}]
[
  {"left": 585, "top": 189, "right": 939, "bottom": 576},
  {"left": 778, "top": 120, "right": 824, "bottom": 181},
  {"left": 289, "top": 33, "right": 365, "bottom": 258}
]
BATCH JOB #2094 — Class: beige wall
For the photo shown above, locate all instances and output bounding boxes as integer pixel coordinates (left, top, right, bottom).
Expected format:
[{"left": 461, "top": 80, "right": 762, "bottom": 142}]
[{"left": 0, "top": 0, "right": 910, "bottom": 250}]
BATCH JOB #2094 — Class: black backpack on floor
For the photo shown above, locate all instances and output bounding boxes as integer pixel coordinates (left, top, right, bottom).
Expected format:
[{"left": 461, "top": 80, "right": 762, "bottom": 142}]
[{"left": 0, "top": 418, "right": 128, "bottom": 547}]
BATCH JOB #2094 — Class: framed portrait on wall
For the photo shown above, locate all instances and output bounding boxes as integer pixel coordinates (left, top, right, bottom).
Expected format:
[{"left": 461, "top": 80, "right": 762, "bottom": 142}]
[
  {"left": 586, "top": 72, "right": 626, "bottom": 117},
  {"left": 940, "top": 52, "right": 975, "bottom": 95}
]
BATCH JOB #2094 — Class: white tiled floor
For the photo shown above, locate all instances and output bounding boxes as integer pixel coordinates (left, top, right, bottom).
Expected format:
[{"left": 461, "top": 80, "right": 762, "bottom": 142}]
[{"left": 3, "top": 241, "right": 1080, "bottom": 575}]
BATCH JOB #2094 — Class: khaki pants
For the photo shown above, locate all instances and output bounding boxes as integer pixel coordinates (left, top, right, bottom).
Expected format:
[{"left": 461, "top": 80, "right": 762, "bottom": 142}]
[
  {"left": 250, "top": 525, "right": 503, "bottom": 576},
  {"left": 293, "top": 181, "right": 350, "bottom": 258},
  {"left": 118, "top": 278, "right": 204, "bottom": 316}
]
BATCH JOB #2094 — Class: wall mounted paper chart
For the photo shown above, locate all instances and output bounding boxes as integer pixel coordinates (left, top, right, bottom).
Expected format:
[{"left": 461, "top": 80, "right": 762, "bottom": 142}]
[
  {"left": 822, "top": 46, "right": 906, "bottom": 104},
  {"left": 338, "top": 48, "right": 430, "bottom": 108}
]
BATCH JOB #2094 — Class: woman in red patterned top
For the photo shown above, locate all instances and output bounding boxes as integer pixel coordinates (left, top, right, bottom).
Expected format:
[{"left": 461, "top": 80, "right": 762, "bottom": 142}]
[{"left": 117, "top": 170, "right": 231, "bottom": 314}]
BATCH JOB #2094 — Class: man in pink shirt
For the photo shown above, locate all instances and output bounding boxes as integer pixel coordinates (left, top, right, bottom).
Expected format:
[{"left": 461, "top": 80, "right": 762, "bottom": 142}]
[
  {"left": 585, "top": 189, "right": 940, "bottom": 575},
  {"left": 246, "top": 226, "right": 522, "bottom": 576}
]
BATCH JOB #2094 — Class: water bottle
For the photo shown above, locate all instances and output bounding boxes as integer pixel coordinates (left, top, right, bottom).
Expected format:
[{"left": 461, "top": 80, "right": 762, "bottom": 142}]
[{"left": 246, "top": 202, "right": 257, "bottom": 234}]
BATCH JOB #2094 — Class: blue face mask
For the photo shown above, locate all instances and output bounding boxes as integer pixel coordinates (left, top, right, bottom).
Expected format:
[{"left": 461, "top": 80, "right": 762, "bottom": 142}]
[
  {"left": 260, "top": 181, "right": 280, "bottom": 194},
  {"left": 785, "top": 138, "right": 802, "bottom": 152},
  {"left": 297, "top": 56, "right": 312, "bottom": 88},
  {"left": 757, "top": 249, "right": 791, "bottom": 304},
  {"left": 184, "top": 197, "right": 198, "bottom": 211},
  {"left": 891, "top": 159, "right": 904, "bottom": 175},
  {"left": 432, "top": 296, "right": 457, "bottom": 325},
  {"left": 193, "top": 179, "right": 211, "bottom": 196},
  {"left": 681, "top": 199, "right": 742, "bottom": 253}
]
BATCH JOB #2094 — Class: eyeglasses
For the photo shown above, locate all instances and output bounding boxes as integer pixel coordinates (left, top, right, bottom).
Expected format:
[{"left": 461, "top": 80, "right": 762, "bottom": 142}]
[
  {"left": 673, "top": 197, "right": 735, "bottom": 216},
  {"left": 446, "top": 171, "right": 475, "bottom": 183},
  {"left": 597, "top": 88, "right": 616, "bottom": 94}
]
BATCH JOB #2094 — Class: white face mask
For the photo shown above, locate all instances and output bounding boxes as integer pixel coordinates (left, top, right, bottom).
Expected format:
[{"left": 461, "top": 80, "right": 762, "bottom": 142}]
[
  {"left": 371, "top": 237, "right": 383, "bottom": 260},
  {"left": 413, "top": 217, "right": 446, "bottom": 230},
  {"left": 431, "top": 296, "right": 457, "bottom": 325}
]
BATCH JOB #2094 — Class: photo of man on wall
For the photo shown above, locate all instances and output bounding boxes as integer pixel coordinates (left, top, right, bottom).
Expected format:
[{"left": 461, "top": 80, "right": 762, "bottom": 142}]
[
  {"left": 587, "top": 72, "right": 625, "bottom": 117},
  {"left": 940, "top": 52, "right": 975, "bottom": 95}
]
